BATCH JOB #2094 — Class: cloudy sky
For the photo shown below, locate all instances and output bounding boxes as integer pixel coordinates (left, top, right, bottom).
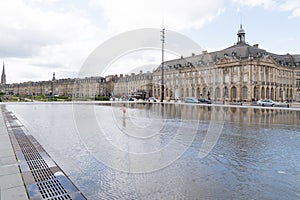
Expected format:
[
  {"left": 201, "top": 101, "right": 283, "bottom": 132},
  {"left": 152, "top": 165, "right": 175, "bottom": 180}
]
[{"left": 1, "top": 0, "right": 300, "bottom": 83}]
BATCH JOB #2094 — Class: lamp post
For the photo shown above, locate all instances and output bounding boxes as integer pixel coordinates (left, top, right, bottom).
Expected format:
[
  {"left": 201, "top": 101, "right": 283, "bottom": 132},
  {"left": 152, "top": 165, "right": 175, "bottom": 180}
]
[{"left": 160, "top": 28, "right": 165, "bottom": 103}]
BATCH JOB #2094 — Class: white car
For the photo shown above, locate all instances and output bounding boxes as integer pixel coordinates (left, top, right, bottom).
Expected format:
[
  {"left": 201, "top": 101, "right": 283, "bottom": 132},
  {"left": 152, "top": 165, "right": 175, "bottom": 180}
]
[
  {"left": 257, "top": 99, "right": 276, "bottom": 107},
  {"left": 148, "top": 97, "right": 158, "bottom": 102},
  {"left": 185, "top": 97, "right": 199, "bottom": 103}
]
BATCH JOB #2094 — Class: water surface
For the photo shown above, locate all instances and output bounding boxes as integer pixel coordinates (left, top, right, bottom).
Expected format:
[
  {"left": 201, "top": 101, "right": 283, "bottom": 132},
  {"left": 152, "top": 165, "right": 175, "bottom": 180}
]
[{"left": 5, "top": 102, "right": 300, "bottom": 199}]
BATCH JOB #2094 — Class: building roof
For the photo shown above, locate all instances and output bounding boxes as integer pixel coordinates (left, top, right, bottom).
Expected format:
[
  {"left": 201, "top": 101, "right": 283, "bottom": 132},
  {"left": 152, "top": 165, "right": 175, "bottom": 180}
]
[{"left": 155, "top": 25, "right": 300, "bottom": 71}]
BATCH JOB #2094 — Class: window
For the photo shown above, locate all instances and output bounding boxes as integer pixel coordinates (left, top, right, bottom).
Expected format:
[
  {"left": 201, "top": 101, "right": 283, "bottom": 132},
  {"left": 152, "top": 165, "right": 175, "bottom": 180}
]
[
  {"left": 243, "top": 65, "right": 248, "bottom": 72},
  {"left": 225, "top": 74, "right": 229, "bottom": 83},
  {"left": 217, "top": 76, "right": 222, "bottom": 83},
  {"left": 243, "top": 74, "right": 248, "bottom": 82},
  {"left": 216, "top": 87, "right": 220, "bottom": 98},
  {"left": 233, "top": 67, "right": 237, "bottom": 72},
  {"left": 233, "top": 75, "right": 237, "bottom": 83},
  {"left": 243, "top": 87, "right": 247, "bottom": 99},
  {"left": 296, "top": 72, "right": 300, "bottom": 76}
]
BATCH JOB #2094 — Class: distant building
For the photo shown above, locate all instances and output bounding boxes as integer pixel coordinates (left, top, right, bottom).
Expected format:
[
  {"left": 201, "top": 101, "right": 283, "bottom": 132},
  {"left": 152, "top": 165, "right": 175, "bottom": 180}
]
[
  {"left": 5, "top": 75, "right": 106, "bottom": 98},
  {"left": 153, "top": 25, "right": 300, "bottom": 102},
  {"left": 73, "top": 76, "right": 106, "bottom": 98},
  {"left": 105, "top": 74, "right": 119, "bottom": 97},
  {"left": 114, "top": 70, "right": 153, "bottom": 99}
]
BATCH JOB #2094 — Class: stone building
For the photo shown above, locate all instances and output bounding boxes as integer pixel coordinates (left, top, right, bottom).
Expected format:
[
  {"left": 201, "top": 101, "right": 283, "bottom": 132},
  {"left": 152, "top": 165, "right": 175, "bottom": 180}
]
[
  {"left": 73, "top": 76, "right": 106, "bottom": 97},
  {"left": 4, "top": 75, "right": 106, "bottom": 98},
  {"left": 105, "top": 75, "right": 119, "bottom": 97},
  {"left": 153, "top": 25, "right": 300, "bottom": 102},
  {"left": 114, "top": 71, "right": 153, "bottom": 99}
]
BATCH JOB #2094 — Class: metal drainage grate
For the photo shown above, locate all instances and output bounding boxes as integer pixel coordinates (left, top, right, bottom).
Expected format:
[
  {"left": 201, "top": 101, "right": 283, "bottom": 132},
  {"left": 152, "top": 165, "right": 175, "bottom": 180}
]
[
  {"left": 2, "top": 108, "right": 86, "bottom": 200},
  {"left": 31, "top": 169, "right": 71, "bottom": 199}
]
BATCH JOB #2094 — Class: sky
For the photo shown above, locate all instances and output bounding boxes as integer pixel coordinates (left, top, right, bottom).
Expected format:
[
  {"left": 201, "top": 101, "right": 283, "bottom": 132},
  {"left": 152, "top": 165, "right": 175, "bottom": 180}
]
[{"left": 0, "top": 0, "right": 300, "bottom": 83}]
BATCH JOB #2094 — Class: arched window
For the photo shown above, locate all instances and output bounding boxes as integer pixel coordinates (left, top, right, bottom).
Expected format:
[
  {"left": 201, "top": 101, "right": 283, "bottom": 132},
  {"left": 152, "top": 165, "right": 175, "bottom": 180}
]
[
  {"left": 224, "top": 86, "right": 228, "bottom": 98},
  {"left": 253, "top": 86, "right": 257, "bottom": 100},
  {"left": 231, "top": 86, "right": 237, "bottom": 100},
  {"left": 261, "top": 87, "right": 265, "bottom": 99},
  {"left": 242, "top": 86, "right": 247, "bottom": 100},
  {"left": 216, "top": 87, "right": 221, "bottom": 99}
]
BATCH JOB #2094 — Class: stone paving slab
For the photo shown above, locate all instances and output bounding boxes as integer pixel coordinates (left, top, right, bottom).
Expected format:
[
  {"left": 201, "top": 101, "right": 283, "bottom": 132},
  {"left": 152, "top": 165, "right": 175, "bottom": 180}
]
[
  {"left": 0, "top": 163, "right": 20, "bottom": 176},
  {"left": 1, "top": 185, "right": 28, "bottom": 200},
  {"left": 0, "top": 156, "right": 17, "bottom": 166},
  {"left": 0, "top": 173, "right": 24, "bottom": 190},
  {"left": 0, "top": 107, "right": 28, "bottom": 200}
]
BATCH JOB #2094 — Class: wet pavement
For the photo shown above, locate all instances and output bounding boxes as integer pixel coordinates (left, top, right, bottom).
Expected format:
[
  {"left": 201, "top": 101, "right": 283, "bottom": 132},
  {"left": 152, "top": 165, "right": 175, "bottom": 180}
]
[{"left": 3, "top": 102, "right": 300, "bottom": 199}]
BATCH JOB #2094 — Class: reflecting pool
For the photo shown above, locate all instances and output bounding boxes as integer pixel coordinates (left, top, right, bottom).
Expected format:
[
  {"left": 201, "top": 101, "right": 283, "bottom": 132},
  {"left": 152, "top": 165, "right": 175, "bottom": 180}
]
[{"left": 5, "top": 102, "right": 300, "bottom": 199}]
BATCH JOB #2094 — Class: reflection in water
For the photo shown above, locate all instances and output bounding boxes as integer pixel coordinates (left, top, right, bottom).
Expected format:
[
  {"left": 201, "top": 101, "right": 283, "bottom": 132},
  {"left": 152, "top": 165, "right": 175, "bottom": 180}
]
[
  {"left": 5, "top": 103, "right": 300, "bottom": 200},
  {"left": 122, "top": 114, "right": 126, "bottom": 128}
]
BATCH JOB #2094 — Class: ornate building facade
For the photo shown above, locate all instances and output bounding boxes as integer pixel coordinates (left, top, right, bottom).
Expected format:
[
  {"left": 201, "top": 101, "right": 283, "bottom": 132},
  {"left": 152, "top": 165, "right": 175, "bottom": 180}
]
[
  {"left": 114, "top": 71, "right": 153, "bottom": 99},
  {"left": 153, "top": 25, "right": 300, "bottom": 102}
]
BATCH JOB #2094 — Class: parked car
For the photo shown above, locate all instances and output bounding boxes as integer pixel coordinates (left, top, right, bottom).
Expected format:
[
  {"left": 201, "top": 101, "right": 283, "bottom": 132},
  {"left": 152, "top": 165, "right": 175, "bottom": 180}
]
[
  {"left": 148, "top": 97, "right": 157, "bottom": 102},
  {"left": 257, "top": 99, "right": 276, "bottom": 107},
  {"left": 128, "top": 97, "right": 135, "bottom": 101},
  {"left": 275, "top": 101, "right": 290, "bottom": 108},
  {"left": 185, "top": 97, "right": 199, "bottom": 103},
  {"left": 198, "top": 98, "right": 212, "bottom": 104}
]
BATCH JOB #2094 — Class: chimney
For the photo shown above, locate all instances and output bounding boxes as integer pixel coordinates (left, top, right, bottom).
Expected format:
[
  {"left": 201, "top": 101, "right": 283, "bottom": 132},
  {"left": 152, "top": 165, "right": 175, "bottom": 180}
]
[{"left": 253, "top": 44, "right": 259, "bottom": 48}]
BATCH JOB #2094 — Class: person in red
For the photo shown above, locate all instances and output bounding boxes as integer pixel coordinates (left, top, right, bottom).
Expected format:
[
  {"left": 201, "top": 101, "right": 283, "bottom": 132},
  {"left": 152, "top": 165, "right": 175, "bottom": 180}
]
[{"left": 121, "top": 104, "right": 126, "bottom": 116}]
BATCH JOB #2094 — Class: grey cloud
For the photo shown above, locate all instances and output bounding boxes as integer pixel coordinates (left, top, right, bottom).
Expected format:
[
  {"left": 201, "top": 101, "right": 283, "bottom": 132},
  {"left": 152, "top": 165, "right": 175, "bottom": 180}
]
[{"left": 0, "top": 25, "right": 61, "bottom": 58}]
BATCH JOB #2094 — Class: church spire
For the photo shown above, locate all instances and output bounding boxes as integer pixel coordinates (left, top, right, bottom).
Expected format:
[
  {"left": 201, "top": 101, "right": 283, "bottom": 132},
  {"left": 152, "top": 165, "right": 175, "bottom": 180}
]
[
  {"left": 1, "top": 61, "right": 6, "bottom": 84},
  {"left": 237, "top": 24, "right": 246, "bottom": 44}
]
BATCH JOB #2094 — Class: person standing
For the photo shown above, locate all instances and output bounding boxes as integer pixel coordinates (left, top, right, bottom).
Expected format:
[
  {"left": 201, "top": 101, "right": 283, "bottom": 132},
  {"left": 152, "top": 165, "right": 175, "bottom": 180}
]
[{"left": 122, "top": 104, "right": 126, "bottom": 116}]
